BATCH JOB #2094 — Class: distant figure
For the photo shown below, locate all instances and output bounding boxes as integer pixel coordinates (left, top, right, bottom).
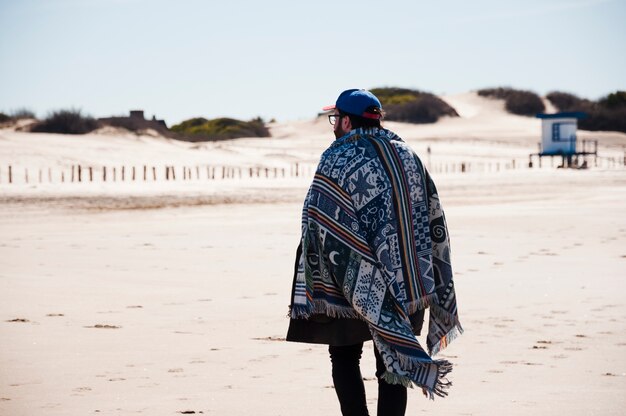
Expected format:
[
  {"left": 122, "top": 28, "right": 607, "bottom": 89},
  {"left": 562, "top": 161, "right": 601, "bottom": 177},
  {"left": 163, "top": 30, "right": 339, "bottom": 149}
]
[{"left": 287, "top": 89, "right": 462, "bottom": 415}]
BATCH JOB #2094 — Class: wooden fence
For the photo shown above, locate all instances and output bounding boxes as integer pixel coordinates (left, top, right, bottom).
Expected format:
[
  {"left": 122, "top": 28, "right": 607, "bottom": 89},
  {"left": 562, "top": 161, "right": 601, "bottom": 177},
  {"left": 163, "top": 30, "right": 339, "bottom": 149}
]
[
  {"left": 0, "top": 163, "right": 315, "bottom": 185},
  {"left": 0, "top": 157, "right": 624, "bottom": 185}
]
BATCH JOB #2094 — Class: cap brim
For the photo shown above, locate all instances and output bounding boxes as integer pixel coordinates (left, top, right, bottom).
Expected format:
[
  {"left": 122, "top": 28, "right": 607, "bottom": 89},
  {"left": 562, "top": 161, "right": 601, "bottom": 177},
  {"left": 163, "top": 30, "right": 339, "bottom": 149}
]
[{"left": 322, "top": 105, "right": 335, "bottom": 111}]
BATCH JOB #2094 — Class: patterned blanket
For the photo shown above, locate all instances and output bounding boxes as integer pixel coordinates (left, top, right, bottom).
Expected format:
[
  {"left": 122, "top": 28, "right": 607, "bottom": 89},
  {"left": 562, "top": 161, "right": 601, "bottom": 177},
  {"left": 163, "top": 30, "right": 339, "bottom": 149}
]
[{"left": 290, "top": 127, "right": 462, "bottom": 398}]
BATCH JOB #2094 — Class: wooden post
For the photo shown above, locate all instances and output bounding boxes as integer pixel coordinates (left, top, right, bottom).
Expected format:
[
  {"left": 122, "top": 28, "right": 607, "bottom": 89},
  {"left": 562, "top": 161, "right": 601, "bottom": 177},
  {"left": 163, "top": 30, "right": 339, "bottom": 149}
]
[
  {"left": 132, "top": 166, "right": 136, "bottom": 181},
  {"left": 103, "top": 166, "right": 107, "bottom": 182},
  {"left": 113, "top": 167, "right": 117, "bottom": 181},
  {"left": 249, "top": 167, "right": 253, "bottom": 178},
  {"left": 78, "top": 165, "right": 82, "bottom": 182},
  {"left": 89, "top": 167, "right": 93, "bottom": 182},
  {"left": 25, "top": 168, "right": 29, "bottom": 184},
  {"left": 152, "top": 166, "right": 156, "bottom": 181},
  {"left": 143, "top": 165, "right": 147, "bottom": 181},
  {"left": 461, "top": 163, "right": 466, "bottom": 173},
  {"left": 295, "top": 163, "right": 299, "bottom": 177},
  {"left": 196, "top": 166, "right": 200, "bottom": 180},
  {"left": 39, "top": 169, "right": 43, "bottom": 183},
  {"left": 61, "top": 171, "right": 65, "bottom": 183},
  {"left": 48, "top": 168, "right": 52, "bottom": 182},
  {"left": 121, "top": 166, "right": 125, "bottom": 181},
  {"left": 171, "top": 167, "right": 176, "bottom": 180},
  {"left": 71, "top": 165, "right": 75, "bottom": 182}
]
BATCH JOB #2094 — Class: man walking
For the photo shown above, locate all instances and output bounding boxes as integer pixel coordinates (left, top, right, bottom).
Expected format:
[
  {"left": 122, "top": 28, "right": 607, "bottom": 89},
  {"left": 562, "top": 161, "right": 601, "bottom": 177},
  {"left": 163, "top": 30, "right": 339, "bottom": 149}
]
[{"left": 287, "top": 89, "right": 462, "bottom": 415}]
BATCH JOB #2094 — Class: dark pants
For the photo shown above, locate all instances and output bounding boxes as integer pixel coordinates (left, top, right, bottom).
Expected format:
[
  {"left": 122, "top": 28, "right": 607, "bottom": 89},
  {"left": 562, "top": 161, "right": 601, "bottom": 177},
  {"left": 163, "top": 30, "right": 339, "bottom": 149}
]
[{"left": 329, "top": 343, "right": 407, "bottom": 416}]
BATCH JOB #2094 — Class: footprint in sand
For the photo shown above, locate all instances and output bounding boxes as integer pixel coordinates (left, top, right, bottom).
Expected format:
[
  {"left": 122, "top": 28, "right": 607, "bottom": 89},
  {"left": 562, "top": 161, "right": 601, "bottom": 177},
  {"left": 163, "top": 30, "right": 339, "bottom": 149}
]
[
  {"left": 6, "top": 318, "right": 30, "bottom": 323},
  {"left": 251, "top": 336, "right": 286, "bottom": 342},
  {"left": 46, "top": 313, "right": 64, "bottom": 317},
  {"left": 85, "top": 324, "right": 121, "bottom": 329},
  {"left": 126, "top": 305, "right": 143, "bottom": 309}
]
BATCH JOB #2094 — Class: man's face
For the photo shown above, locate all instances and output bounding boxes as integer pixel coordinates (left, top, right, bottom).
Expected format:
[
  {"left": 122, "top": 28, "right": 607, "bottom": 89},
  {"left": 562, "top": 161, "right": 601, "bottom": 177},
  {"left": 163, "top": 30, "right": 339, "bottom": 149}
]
[{"left": 333, "top": 111, "right": 350, "bottom": 139}]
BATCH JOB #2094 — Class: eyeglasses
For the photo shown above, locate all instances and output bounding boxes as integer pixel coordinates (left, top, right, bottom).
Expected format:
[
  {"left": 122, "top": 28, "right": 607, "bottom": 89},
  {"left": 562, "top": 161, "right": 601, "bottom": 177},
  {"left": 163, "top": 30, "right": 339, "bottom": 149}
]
[{"left": 328, "top": 114, "right": 343, "bottom": 126}]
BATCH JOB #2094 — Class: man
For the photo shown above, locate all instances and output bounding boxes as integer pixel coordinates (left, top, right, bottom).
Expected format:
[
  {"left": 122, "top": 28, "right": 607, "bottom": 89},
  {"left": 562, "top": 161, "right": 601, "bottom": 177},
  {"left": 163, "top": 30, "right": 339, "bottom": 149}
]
[{"left": 287, "top": 89, "right": 462, "bottom": 416}]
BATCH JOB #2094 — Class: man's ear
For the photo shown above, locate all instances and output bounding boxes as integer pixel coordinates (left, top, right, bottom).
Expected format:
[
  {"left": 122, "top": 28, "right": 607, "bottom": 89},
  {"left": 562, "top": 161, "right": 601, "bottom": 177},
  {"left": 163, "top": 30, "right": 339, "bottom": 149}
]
[{"left": 342, "top": 115, "right": 352, "bottom": 131}]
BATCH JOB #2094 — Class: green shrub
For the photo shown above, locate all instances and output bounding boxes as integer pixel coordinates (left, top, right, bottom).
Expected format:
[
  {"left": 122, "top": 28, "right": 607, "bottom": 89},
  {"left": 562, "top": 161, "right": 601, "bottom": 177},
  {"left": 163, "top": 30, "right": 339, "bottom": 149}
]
[
  {"left": 0, "top": 113, "right": 10, "bottom": 123},
  {"left": 11, "top": 108, "right": 36, "bottom": 119},
  {"left": 545, "top": 91, "right": 589, "bottom": 112},
  {"left": 547, "top": 90, "right": 626, "bottom": 133},
  {"left": 478, "top": 87, "right": 545, "bottom": 116},
  {"left": 31, "top": 109, "right": 99, "bottom": 134},
  {"left": 599, "top": 91, "right": 626, "bottom": 109},
  {"left": 371, "top": 87, "right": 458, "bottom": 123},
  {"left": 171, "top": 116, "right": 270, "bottom": 141}
]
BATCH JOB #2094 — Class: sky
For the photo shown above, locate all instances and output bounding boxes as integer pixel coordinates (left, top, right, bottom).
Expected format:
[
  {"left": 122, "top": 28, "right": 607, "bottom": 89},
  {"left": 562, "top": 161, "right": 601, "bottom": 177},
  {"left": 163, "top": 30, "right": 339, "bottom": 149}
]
[{"left": 0, "top": 0, "right": 624, "bottom": 125}]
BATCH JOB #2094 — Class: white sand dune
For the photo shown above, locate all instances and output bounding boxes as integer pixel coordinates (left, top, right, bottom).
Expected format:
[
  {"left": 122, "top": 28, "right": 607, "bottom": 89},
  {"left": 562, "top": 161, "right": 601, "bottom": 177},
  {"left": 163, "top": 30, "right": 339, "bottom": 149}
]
[{"left": 1, "top": 92, "right": 625, "bottom": 415}]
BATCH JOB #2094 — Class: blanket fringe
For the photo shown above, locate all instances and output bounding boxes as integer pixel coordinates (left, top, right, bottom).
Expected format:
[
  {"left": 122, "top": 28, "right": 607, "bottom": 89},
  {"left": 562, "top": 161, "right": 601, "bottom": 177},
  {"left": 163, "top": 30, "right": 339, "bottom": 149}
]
[
  {"left": 405, "top": 293, "right": 439, "bottom": 315},
  {"left": 289, "top": 300, "right": 362, "bottom": 320},
  {"left": 429, "top": 304, "right": 462, "bottom": 327},
  {"left": 429, "top": 324, "right": 464, "bottom": 356},
  {"left": 381, "top": 356, "right": 453, "bottom": 400},
  {"left": 381, "top": 371, "right": 413, "bottom": 388}
]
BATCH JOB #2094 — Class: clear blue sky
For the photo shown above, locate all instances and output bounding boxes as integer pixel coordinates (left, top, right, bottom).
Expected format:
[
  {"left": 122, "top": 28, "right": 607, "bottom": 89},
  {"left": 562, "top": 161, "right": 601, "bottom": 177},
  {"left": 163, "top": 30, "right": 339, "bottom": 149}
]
[{"left": 1, "top": 0, "right": 624, "bottom": 125}]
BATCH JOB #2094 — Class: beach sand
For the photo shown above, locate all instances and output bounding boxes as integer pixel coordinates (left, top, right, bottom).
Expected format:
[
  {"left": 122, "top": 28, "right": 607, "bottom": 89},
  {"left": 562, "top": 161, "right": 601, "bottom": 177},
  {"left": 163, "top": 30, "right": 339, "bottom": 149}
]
[{"left": 1, "top": 93, "right": 625, "bottom": 415}]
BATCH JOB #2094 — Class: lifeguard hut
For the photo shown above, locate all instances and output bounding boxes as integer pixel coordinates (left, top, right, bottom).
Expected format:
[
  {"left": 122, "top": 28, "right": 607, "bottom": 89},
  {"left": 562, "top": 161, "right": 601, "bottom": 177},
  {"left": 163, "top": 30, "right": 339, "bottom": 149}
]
[{"left": 529, "top": 112, "right": 597, "bottom": 168}]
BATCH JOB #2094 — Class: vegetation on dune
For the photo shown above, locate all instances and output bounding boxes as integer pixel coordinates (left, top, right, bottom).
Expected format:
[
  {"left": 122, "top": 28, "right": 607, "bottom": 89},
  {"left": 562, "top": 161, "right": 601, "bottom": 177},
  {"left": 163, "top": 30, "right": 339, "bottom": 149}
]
[
  {"left": 170, "top": 117, "right": 270, "bottom": 141},
  {"left": 371, "top": 87, "right": 459, "bottom": 123},
  {"left": 477, "top": 87, "right": 545, "bottom": 116},
  {"left": 547, "top": 90, "right": 626, "bottom": 133},
  {"left": 0, "top": 108, "right": 36, "bottom": 125},
  {"left": 11, "top": 108, "right": 36, "bottom": 119},
  {"left": 30, "top": 109, "right": 99, "bottom": 134}
]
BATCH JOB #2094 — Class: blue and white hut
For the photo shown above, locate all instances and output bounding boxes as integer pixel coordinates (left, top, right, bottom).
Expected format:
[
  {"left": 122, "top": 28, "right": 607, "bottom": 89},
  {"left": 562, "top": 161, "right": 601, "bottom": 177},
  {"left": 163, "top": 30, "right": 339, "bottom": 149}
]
[
  {"left": 531, "top": 112, "right": 596, "bottom": 168},
  {"left": 536, "top": 112, "right": 587, "bottom": 155}
]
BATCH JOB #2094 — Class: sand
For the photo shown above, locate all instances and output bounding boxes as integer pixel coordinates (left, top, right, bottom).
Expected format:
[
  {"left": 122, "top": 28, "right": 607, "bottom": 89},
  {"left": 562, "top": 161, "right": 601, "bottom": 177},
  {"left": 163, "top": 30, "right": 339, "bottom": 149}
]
[{"left": 1, "top": 92, "right": 625, "bottom": 415}]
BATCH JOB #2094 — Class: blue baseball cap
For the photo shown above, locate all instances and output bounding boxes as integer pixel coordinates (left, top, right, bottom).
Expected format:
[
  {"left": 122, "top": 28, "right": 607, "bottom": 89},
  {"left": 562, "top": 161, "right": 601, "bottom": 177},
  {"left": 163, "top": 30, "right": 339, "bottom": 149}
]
[{"left": 323, "top": 89, "right": 382, "bottom": 120}]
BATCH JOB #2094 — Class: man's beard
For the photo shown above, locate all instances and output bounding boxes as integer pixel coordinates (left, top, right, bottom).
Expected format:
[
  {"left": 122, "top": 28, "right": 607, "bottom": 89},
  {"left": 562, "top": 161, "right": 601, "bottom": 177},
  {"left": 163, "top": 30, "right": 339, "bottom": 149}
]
[{"left": 333, "top": 124, "right": 347, "bottom": 139}]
